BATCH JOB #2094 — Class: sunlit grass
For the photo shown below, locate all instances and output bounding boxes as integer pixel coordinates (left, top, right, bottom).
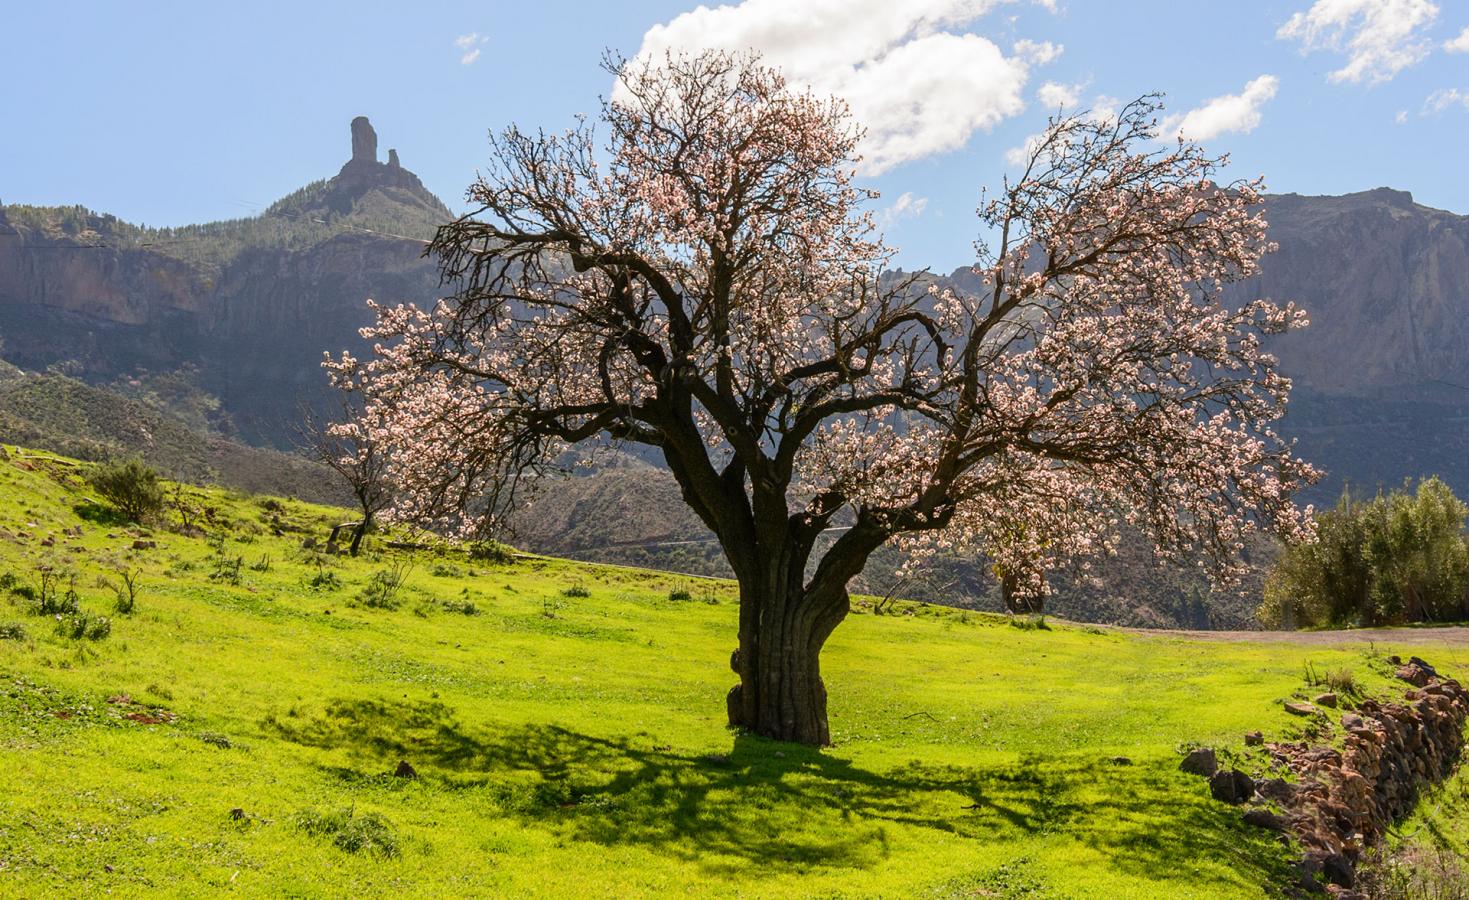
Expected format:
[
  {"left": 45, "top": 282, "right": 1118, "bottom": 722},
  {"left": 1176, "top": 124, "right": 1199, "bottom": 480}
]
[{"left": 1, "top": 446, "right": 1466, "bottom": 896}]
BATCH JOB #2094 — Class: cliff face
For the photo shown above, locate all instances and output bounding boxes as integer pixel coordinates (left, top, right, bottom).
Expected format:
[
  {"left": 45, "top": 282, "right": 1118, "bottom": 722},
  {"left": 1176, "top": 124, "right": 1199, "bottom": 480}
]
[
  {"left": 1246, "top": 189, "right": 1469, "bottom": 399},
  {"left": 938, "top": 189, "right": 1469, "bottom": 502},
  {"left": 0, "top": 117, "right": 445, "bottom": 445}
]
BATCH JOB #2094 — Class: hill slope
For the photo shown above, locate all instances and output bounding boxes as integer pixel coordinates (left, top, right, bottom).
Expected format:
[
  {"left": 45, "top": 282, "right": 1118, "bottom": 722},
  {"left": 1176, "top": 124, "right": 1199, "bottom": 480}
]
[
  {"left": 0, "top": 367, "right": 345, "bottom": 504},
  {"left": 2, "top": 448, "right": 1467, "bottom": 896}
]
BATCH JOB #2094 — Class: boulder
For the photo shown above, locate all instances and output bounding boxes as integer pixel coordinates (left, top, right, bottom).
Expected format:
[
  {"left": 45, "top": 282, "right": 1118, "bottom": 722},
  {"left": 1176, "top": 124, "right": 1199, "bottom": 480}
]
[
  {"left": 1242, "top": 807, "right": 1286, "bottom": 831},
  {"left": 1285, "top": 701, "right": 1317, "bottom": 716},
  {"left": 1314, "top": 693, "right": 1338, "bottom": 708},
  {"left": 1209, "top": 769, "right": 1255, "bottom": 805},
  {"left": 1180, "top": 747, "right": 1218, "bottom": 777},
  {"left": 1397, "top": 665, "right": 1432, "bottom": 687},
  {"left": 1244, "top": 731, "right": 1264, "bottom": 746}
]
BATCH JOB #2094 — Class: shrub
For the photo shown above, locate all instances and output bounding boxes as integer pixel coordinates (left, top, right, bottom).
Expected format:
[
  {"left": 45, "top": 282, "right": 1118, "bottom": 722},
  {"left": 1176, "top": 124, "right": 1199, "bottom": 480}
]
[
  {"left": 1261, "top": 478, "right": 1469, "bottom": 628},
  {"left": 87, "top": 459, "right": 165, "bottom": 523},
  {"left": 56, "top": 611, "right": 111, "bottom": 640},
  {"left": 468, "top": 541, "right": 514, "bottom": 565},
  {"left": 210, "top": 555, "right": 243, "bottom": 586},
  {"left": 357, "top": 561, "right": 412, "bottom": 610},
  {"left": 108, "top": 568, "right": 142, "bottom": 614},
  {"left": 562, "top": 582, "right": 590, "bottom": 598},
  {"left": 0, "top": 622, "right": 26, "bottom": 641},
  {"left": 440, "top": 597, "right": 479, "bottom": 616},
  {"left": 667, "top": 587, "right": 693, "bottom": 602},
  {"left": 30, "top": 571, "right": 80, "bottom": 616},
  {"left": 306, "top": 567, "right": 342, "bottom": 591},
  {"left": 295, "top": 808, "right": 399, "bottom": 858}
]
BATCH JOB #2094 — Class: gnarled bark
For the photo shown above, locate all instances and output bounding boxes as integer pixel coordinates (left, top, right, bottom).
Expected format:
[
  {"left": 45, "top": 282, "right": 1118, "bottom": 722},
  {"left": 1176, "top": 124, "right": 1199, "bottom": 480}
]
[{"left": 726, "top": 581, "right": 849, "bottom": 746}]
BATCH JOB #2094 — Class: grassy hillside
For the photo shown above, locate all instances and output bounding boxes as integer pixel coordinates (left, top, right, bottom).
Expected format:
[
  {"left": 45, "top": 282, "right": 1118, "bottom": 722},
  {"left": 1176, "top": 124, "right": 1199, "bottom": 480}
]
[{"left": 0, "top": 448, "right": 1466, "bottom": 896}]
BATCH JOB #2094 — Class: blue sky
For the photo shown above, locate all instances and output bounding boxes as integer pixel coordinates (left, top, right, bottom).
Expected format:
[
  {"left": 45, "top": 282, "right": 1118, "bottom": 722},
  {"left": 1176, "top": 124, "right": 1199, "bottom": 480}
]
[{"left": 2, "top": 0, "right": 1465, "bottom": 271}]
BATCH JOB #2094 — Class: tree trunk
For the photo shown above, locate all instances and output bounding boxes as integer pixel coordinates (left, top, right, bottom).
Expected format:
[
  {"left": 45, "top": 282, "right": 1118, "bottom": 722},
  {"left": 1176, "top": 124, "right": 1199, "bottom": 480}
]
[
  {"left": 349, "top": 512, "right": 370, "bottom": 557},
  {"left": 726, "top": 579, "right": 849, "bottom": 746}
]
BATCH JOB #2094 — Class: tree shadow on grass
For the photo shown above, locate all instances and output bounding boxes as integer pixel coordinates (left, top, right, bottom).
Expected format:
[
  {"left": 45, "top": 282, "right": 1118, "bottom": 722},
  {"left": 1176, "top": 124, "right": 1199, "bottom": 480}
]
[{"left": 268, "top": 697, "right": 1295, "bottom": 887}]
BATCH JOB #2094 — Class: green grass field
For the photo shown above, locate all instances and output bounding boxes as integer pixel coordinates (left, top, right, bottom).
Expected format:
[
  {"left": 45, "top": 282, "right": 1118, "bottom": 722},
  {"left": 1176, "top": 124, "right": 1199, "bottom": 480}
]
[{"left": 1, "top": 447, "right": 1466, "bottom": 897}]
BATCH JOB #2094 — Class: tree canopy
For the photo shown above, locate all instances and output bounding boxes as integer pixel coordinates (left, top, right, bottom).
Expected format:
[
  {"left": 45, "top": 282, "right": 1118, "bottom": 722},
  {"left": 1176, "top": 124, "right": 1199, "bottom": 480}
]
[{"left": 329, "top": 51, "right": 1316, "bottom": 744}]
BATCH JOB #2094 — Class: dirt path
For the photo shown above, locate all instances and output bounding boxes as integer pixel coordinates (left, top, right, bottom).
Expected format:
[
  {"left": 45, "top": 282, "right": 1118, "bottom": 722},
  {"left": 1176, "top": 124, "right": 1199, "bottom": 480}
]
[{"left": 1094, "top": 624, "right": 1469, "bottom": 646}]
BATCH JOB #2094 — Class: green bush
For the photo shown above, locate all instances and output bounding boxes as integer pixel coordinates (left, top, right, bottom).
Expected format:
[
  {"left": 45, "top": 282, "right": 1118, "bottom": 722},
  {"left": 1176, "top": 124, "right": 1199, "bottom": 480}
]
[
  {"left": 87, "top": 459, "right": 165, "bottom": 523},
  {"left": 0, "top": 622, "right": 26, "bottom": 641},
  {"left": 56, "top": 611, "right": 111, "bottom": 640},
  {"left": 1261, "top": 477, "right": 1469, "bottom": 628},
  {"left": 468, "top": 541, "right": 514, "bottom": 565},
  {"left": 295, "top": 808, "right": 399, "bottom": 858}
]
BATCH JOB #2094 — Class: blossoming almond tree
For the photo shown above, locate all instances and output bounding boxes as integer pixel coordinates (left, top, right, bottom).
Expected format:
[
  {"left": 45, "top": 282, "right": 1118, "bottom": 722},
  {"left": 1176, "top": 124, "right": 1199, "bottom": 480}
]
[{"left": 327, "top": 51, "right": 1318, "bottom": 746}]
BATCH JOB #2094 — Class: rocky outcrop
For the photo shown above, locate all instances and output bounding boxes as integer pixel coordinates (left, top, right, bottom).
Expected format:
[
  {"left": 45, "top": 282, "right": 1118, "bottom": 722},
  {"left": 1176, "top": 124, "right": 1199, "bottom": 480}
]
[
  {"left": 1201, "top": 657, "right": 1468, "bottom": 895},
  {"left": 350, "top": 116, "right": 378, "bottom": 164}
]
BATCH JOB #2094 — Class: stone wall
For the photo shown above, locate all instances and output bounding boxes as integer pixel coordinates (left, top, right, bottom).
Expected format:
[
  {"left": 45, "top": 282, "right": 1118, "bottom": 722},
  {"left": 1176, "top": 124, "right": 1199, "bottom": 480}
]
[{"left": 1185, "top": 656, "right": 1467, "bottom": 895}]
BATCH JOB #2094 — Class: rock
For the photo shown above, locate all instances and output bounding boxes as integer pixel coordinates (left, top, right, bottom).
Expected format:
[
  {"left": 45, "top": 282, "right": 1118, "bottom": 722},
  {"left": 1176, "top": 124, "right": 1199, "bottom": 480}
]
[
  {"left": 131, "top": 539, "right": 156, "bottom": 550},
  {"left": 388, "top": 148, "right": 401, "bottom": 168},
  {"left": 1209, "top": 769, "right": 1255, "bottom": 805},
  {"left": 351, "top": 116, "right": 378, "bottom": 163},
  {"left": 1255, "top": 778, "right": 1296, "bottom": 803},
  {"left": 1341, "top": 713, "right": 1365, "bottom": 730},
  {"left": 1321, "top": 852, "right": 1354, "bottom": 888},
  {"left": 1315, "top": 693, "right": 1338, "bottom": 708},
  {"left": 703, "top": 753, "right": 731, "bottom": 766},
  {"left": 1242, "top": 807, "right": 1286, "bottom": 831},
  {"left": 1409, "top": 657, "right": 1439, "bottom": 677},
  {"left": 1109, "top": 756, "right": 1133, "bottom": 766},
  {"left": 1397, "top": 665, "right": 1432, "bottom": 687},
  {"left": 393, "top": 760, "right": 418, "bottom": 779},
  {"left": 1180, "top": 747, "right": 1218, "bottom": 777},
  {"left": 39, "top": 537, "right": 54, "bottom": 547},
  {"left": 1244, "top": 731, "right": 1264, "bottom": 746},
  {"left": 301, "top": 537, "right": 318, "bottom": 550},
  {"left": 1285, "top": 701, "right": 1318, "bottom": 716}
]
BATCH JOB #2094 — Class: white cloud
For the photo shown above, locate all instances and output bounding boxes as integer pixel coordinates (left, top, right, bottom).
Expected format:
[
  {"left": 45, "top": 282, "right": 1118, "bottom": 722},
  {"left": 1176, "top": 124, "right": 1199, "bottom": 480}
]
[
  {"left": 1278, "top": 0, "right": 1439, "bottom": 84},
  {"left": 1037, "top": 80, "right": 1082, "bottom": 108},
  {"left": 1012, "top": 39, "right": 1062, "bottom": 66},
  {"left": 881, "top": 192, "right": 929, "bottom": 227},
  {"left": 455, "top": 32, "right": 488, "bottom": 65},
  {"left": 1424, "top": 87, "right": 1469, "bottom": 113},
  {"left": 626, "top": 0, "right": 1060, "bottom": 175},
  {"left": 1159, "top": 75, "right": 1280, "bottom": 141},
  {"left": 1396, "top": 108, "right": 1409, "bottom": 123},
  {"left": 1446, "top": 26, "right": 1469, "bottom": 52}
]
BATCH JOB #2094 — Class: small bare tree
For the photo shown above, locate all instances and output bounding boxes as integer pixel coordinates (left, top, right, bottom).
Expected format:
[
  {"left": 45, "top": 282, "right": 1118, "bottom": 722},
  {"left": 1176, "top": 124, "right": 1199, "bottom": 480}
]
[{"left": 300, "top": 393, "right": 392, "bottom": 557}]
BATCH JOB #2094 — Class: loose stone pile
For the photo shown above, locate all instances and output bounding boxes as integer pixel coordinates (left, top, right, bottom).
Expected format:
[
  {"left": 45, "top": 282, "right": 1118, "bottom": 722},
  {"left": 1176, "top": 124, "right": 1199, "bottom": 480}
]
[{"left": 1182, "top": 656, "right": 1467, "bottom": 895}]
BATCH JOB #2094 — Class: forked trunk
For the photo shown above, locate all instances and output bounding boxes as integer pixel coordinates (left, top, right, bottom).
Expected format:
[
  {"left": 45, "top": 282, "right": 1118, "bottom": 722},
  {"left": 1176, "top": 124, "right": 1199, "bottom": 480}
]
[{"left": 726, "top": 580, "right": 850, "bottom": 746}]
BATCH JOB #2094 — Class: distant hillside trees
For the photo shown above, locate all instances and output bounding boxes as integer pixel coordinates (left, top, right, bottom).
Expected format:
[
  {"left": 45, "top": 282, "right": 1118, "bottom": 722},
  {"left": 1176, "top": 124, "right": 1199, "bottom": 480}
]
[
  {"left": 1260, "top": 478, "right": 1469, "bottom": 628},
  {"left": 329, "top": 51, "right": 1316, "bottom": 745}
]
